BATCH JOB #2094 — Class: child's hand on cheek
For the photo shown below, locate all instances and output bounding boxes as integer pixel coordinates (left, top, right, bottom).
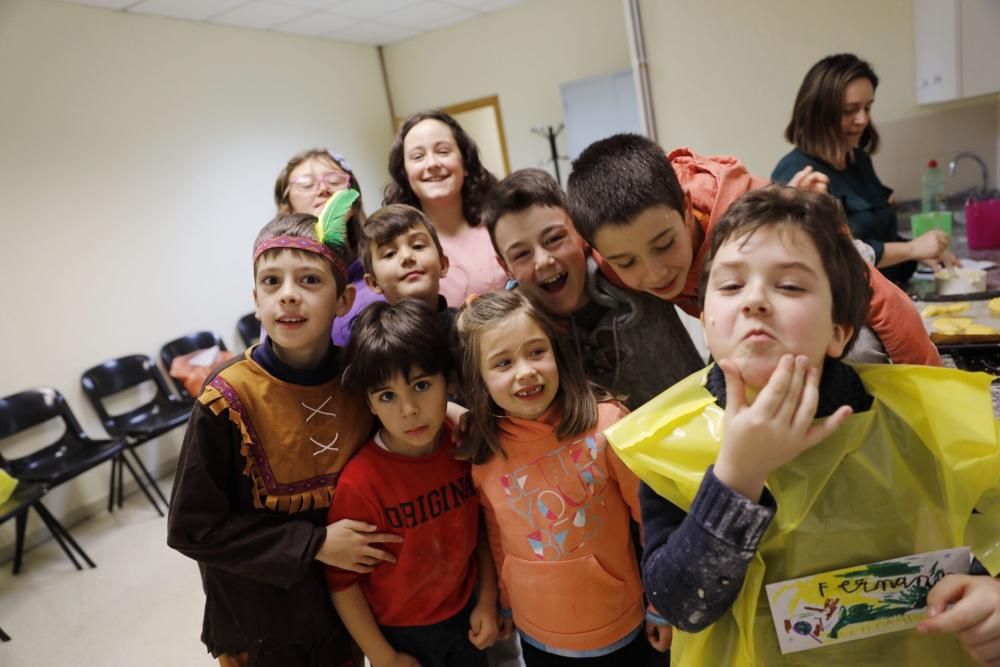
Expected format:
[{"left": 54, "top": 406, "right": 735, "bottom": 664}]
[
  {"left": 713, "top": 354, "right": 853, "bottom": 503},
  {"left": 919, "top": 574, "right": 1000, "bottom": 665}
]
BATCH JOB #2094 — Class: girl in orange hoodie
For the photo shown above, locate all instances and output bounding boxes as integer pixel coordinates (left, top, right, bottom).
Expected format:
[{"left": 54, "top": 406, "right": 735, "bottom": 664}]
[{"left": 455, "top": 290, "right": 671, "bottom": 666}]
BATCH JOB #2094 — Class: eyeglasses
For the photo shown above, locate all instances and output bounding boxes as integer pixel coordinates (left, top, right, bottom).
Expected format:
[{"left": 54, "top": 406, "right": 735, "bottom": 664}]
[{"left": 288, "top": 172, "right": 351, "bottom": 194}]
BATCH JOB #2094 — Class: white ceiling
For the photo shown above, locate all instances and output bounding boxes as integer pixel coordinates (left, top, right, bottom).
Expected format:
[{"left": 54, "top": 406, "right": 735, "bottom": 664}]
[{"left": 57, "top": 0, "right": 530, "bottom": 45}]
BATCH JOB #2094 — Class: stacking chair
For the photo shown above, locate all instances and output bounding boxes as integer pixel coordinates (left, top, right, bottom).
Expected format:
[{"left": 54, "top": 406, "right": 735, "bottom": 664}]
[
  {"left": 236, "top": 312, "right": 260, "bottom": 348},
  {"left": 81, "top": 355, "right": 192, "bottom": 516},
  {"left": 159, "top": 331, "right": 228, "bottom": 400},
  {"left": 0, "top": 387, "right": 128, "bottom": 568},
  {"left": 0, "top": 476, "right": 93, "bottom": 573}
]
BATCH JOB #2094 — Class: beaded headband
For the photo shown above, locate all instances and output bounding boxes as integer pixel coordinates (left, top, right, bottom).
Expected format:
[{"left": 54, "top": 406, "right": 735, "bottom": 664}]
[
  {"left": 253, "top": 236, "right": 348, "bottom": 278},
  {"left": 253, "top": 188, "right": 359, "bottom": 280}
]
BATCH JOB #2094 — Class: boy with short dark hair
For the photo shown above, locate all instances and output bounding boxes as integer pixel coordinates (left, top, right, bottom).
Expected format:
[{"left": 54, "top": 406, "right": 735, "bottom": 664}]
[
  {"left": 606, "top": 187, "right": 1000, "bottom": 666},
  {"left": 361, "top": 203, "right": 456, "bottom": 331},
  {"left": 565, "top": 133, "right": 942, "bottom": 367},
  {"left": 483, "top": 168, "right": 703, "bottom": 410},
  {"left": 328, "top": 300, "right": 498, "bottom": 667},
  {"left": 168, "top": 195, "right": 401, "bottom": 667}
]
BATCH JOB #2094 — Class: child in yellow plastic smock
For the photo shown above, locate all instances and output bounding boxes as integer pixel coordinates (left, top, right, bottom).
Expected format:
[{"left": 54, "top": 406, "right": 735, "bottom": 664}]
[{"left": 605, "top": 186, "right": 1000, "bottom": 666}]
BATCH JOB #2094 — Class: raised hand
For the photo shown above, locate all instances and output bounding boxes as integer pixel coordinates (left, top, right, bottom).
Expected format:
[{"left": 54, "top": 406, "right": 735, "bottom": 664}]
[
  {"left": 787, "top": 165, "right": 830, "bottom": 194},
  {"left": 713, "top": 354, "right": 853, "bottom": 502}
]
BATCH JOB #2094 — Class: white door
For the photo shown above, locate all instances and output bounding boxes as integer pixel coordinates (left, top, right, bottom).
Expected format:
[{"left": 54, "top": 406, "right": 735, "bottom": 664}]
[{"left": 561, "top": 69, "right": 641, "bottom": 162}]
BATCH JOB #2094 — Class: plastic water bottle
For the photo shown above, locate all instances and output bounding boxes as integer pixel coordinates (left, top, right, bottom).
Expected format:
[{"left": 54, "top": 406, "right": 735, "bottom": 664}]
[{"left": 921, "top": 159, "right": 944, "bottom": 212}]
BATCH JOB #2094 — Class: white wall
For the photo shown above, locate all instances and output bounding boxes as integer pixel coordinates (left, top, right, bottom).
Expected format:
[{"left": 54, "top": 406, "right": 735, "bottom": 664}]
[
  {"left": 639, "top": 0, "right": 924, "bottom": 177},
  {"left": 639, "top": 0, "right": 1000, "bottom": 199},
  {"left": 0, "top": 0, "right": 392, "bottom": 548},
  {"left": 382, "top": 0, "right": 631, "bottom": 180}
]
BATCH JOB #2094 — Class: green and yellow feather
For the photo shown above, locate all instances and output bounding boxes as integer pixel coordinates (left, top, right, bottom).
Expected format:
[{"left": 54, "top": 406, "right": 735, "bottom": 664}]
[{"left": 315, "top": 188, "right": 358, "bottom": 252}]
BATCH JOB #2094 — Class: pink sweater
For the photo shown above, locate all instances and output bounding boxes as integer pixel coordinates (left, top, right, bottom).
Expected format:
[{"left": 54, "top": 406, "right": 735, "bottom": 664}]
[{"left": 438, "top": 224, "right": 508, "bottom": 307}]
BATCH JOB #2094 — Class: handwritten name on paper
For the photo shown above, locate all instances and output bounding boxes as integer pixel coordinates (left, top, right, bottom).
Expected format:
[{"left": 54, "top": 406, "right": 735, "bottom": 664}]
[{"left": 765, "top": 547, "right": 971, "bottom": 654}]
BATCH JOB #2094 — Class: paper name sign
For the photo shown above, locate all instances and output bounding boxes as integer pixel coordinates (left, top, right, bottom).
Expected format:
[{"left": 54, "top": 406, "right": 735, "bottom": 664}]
[{"left": 765, "top": 547, "right": 971, "bottom": 654}]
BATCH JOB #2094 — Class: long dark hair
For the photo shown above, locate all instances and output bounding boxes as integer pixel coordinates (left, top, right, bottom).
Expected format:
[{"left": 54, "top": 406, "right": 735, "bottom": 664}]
[
  {"left": 383, "top": 110, "right": 498, "bottom": 227},
  {"left": 455, "top": 290, "right": 614, "bottom": 464},
  {"left": 784, "top": 54, "right": 881, "bottom": 166}
]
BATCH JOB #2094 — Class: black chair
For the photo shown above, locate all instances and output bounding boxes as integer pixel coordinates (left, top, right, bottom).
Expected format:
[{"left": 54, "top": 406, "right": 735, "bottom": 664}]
[
  {"left": 81, "top": 355, "right": 192, "bottom": 516},
  {"left": 0, "top": 388, "right": 130, "bottom": 569},
  {"left": 237, "top": 312, "right": 260, "bottom": 348},
  {"left": 159, "top": 331, "right": 228, "bottom": 400},
  {"left": 0, "top": 476, "right": 93, "bottom": 573}
]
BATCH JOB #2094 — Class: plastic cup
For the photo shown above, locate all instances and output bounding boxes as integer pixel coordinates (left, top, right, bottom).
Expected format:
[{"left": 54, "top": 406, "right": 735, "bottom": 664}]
[{"left": 910, "top": 211, "right": 953, "bottom": 238}]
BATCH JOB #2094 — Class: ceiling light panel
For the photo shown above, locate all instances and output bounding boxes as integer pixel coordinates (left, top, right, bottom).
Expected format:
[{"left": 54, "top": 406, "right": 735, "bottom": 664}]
[
  {"left": 211, "top": 1, "right": 310, "bottom": 29},
  {"left": 128, "top": 0, "right": 248, "bottom": 21}
]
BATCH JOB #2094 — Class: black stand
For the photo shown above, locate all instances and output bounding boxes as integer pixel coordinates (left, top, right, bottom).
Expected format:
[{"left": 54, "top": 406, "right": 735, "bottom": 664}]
[{"left": 531, "top": 124, "right": 567, "bottom": 185}]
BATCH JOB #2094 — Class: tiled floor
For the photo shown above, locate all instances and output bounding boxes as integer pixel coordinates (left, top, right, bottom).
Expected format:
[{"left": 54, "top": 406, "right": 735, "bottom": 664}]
[{"left": 0, "top": 480, "right": 212, "bottom": 666}]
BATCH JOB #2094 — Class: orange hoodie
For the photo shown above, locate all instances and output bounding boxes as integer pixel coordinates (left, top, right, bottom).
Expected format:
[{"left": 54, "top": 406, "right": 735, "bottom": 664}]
[
  {"left": 473, "top": 401, "right": 644, "bottom": 654},
  {"left": 595, "top": 147, "right": 941, "bottom": 366}
]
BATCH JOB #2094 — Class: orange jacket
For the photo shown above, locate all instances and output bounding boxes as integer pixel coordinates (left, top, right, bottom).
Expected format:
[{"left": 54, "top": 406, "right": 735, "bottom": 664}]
[
  {"left": 473, "top": 402, "right": 644, "bottom": 653},
  {"left": 596, "top": 148, "right": 941, "bottom": 366}
]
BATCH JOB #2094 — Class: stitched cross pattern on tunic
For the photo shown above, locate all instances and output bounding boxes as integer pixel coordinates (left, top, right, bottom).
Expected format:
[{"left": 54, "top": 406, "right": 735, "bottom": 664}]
[
  {"left": 301, "top": 396, "right": 340, "bottom": 456},
  {"left": 310, "top": 433, "right": 340, "bottom": 456},
  {"left": 302, "top": 396, "right": 336, "bottom": 421}
]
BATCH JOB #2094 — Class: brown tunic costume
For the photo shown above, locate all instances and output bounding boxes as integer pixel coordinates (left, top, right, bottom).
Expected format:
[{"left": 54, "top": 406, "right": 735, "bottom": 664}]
[{"left": 167, "top": 344, "right": 372, "bottom": 663}]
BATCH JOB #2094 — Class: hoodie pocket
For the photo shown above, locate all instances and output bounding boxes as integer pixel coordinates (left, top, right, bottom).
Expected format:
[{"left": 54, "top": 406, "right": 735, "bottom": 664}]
[{"left": 501, "top": 554, "right": 630, "bottom": 635}]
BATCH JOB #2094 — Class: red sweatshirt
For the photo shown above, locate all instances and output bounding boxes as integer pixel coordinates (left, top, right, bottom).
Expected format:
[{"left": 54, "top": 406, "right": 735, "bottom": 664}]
[{"left": 324, "top": 426, "right": 479, "bottom": 627}]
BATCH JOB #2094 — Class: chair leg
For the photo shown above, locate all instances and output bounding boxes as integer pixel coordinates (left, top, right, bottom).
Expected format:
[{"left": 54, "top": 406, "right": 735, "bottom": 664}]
[
  {"left": 34, "top": 502, "right": 95, "bottom": 569},
  {"left": 107, "top": 456, "right": 119, "bottom": 513},
  {"left": 32, "top": 504, "right": 83, "bottom": 571},
  {"left": 117, "top": 455, "right": 125, "bottom": 509},
  {"left": 126, "top": 445, "right": 170, "bottom": 510},
  {"left": 119, "top": 454, "right": 164, "bottom": 517},
  {"left": 0, "top": 625, "right": 10, "bottom": 642},
  {"left": 12, "top": 509, "right": 28, "bottom": 575}
]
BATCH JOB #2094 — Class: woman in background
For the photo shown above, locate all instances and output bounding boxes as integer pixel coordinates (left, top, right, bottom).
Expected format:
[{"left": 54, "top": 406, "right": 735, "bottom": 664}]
[
  {"left": 384, "top": 111, "right": 508, "bottom": 306},
  {"left": 274, "top": 148, "right": 383, "bottom": 344},
  {"left": 772, "top": 53, "right": 957, "bottom": 285}
]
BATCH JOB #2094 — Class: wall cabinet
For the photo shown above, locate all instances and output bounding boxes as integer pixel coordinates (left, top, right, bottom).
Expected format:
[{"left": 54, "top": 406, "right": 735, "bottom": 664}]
[{"left": 914, "top": 0, "right": 1000, "bottom": 104}]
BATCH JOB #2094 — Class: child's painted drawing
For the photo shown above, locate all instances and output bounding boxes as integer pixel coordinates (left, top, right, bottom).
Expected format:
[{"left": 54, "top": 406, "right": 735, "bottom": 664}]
[{"left": 764, "top": 547, "right": 971, "bottom": 654}]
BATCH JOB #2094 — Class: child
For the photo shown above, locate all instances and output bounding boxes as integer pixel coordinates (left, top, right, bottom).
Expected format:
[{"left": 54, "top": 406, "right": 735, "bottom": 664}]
[
  {"left": 565, "top": 133, "right": 942, "bottom": 367},
  {"left": 361, "top": 203, "right": 455, "bottom": 330},
  {"left": 455, "top": 290, "right": 672, "bottom": 665},
  {"left": 326, "top": 300, "right": 498, "bottom": 667},
  {"left": 272, "top": 147, "right": 384, "bottom": 347},
  {"left": 167, "top": 194, "right": 402, "bottom": 667},
  {"left": 482, "top": 168, "right": 703, "bottom": 410},
  {"left": 605, "top": 187, "right": 1000, "bottom": 665}
]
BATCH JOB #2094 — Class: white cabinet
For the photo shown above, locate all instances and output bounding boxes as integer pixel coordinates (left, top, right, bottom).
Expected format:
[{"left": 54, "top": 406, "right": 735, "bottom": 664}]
[
  {"left": 914, "top": 0, "right": 960, "bottom": 104},
  {"left": 960, "top": 0, "right": 1000, "bottom": 98},
  {"left": 914, "top": 0, "right": 1000, "bottom": 104}
]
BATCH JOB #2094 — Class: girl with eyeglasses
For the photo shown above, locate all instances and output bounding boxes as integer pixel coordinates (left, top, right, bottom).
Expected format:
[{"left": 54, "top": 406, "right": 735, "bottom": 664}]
[{"left": 274, "top": 149, "right": 385, "bottom": 346}]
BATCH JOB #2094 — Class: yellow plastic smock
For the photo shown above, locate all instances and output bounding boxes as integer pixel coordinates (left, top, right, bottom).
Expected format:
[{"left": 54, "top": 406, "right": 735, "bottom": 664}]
[{"left": 605, "top": 363, "right": 1000, "bottom": 666}]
